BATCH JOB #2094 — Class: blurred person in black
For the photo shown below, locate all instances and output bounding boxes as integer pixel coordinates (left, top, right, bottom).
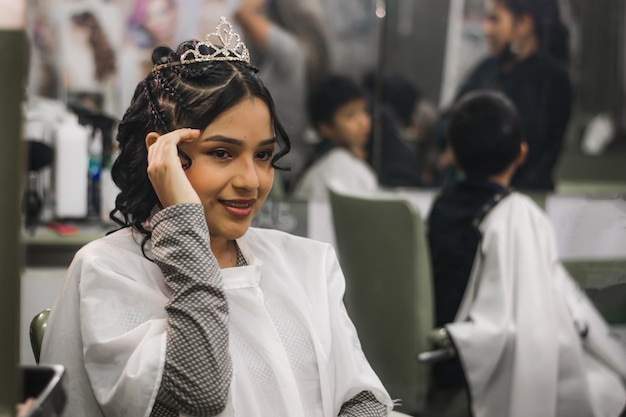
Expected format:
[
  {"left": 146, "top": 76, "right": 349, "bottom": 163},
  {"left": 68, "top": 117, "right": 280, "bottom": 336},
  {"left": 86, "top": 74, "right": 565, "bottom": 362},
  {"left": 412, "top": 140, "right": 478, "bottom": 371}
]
[
  {"left": 362, "top": 72, "right": 425, "bottom": 188},
  {"left": 437, "top": 0, "right": 572, "bottom": 191}
]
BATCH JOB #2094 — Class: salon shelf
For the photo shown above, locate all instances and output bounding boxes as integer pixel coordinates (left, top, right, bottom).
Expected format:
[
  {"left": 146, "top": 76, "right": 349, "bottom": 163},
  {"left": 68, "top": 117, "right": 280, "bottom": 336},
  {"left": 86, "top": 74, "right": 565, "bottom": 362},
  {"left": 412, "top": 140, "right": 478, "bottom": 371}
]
[{"left": 22, "top": 223, "right": 110, "bottom": 267}]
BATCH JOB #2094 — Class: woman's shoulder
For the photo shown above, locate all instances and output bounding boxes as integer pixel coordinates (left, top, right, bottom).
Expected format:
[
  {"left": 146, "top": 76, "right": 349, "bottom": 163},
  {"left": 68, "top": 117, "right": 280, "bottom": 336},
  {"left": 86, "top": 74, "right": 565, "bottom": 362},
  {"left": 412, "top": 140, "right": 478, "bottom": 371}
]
[
  {"left": 72, "top": 227, "right": 145, "bottom": 264},
  {"left": 456, "top": 56, "right": 500, "bottom": 97},
  {"left": 69, "top": 227, "right": 164, "bottom": 289},
  {"left": 242, "top": 228, "right": 339, "bottom": 285},
  {"left": 528, "top": 53, "right": 571, "bottom": 83},
  {"left": 243, "top": 227, "right": 334, "bottom": 257}
]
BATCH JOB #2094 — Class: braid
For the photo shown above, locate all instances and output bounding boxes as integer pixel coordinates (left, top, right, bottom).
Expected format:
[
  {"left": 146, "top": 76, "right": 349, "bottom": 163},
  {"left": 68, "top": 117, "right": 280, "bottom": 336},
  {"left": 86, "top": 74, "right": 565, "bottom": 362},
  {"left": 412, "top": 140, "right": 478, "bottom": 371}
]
[
  {"left": 143, "top": 78, "right": 170, "bottom": 133},
  {"left": 180, "top": 63, "right": 223, "bottom": 79},
  {"left": 154, "top": 69, "right": 194, "bottom": 116}
]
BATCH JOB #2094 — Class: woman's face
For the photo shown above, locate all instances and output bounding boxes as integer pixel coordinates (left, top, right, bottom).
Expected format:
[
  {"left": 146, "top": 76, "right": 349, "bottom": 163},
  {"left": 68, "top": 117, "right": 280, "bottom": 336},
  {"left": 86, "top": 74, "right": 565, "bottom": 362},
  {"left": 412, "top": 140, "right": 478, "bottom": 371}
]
[
  {"left": 178, "top": 97, "right": 275, "bottom": 243},
  {"left": 483, "top": 0, "right": 516, "bottom": 56}
]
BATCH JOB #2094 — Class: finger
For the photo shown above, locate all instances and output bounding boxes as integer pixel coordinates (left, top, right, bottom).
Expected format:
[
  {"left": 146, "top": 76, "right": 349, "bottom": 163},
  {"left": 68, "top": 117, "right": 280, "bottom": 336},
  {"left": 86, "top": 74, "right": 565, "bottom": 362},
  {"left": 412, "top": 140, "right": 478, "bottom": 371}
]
[
  {"left": 146, "top": 128, "right": 200, "bottom": 153},
  {"left": 157, "top": 128, "right": 201, "bottom": 147},
  {"left": 158, "top": 128, "right": 200, "bottom": 158},
  {"left": 147, "top": 128, "right": 200, "bottom": 166},
  {"left": 176, "top": 128, "right": 201, "bottom": 144}
]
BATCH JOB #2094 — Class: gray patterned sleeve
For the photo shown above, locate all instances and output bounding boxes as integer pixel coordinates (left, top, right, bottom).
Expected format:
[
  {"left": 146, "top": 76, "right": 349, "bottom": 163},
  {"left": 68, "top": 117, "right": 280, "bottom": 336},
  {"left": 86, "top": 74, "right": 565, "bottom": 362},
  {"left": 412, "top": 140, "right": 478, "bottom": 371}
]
[
  {"left": 339, "top": 390, "right": 389, "bottom": 417},
  {"left": 148, "top": 204, "right": 232, "bottom": 417}
]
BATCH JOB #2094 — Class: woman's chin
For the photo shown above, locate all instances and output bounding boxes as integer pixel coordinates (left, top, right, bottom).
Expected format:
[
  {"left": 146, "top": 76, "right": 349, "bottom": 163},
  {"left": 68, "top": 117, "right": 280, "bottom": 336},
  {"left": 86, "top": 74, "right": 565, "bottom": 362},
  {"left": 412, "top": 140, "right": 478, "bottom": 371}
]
[{"left": 214, "top": 222, "right": 253, "bottom": 242}]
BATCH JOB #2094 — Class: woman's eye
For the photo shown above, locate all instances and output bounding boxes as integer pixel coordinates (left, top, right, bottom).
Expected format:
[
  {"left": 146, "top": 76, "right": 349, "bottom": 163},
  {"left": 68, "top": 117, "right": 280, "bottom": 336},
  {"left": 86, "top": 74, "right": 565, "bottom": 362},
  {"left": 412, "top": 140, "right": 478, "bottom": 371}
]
[
  {"left": 256, "top": 150, "right": 273, "bottom": 161},
  {"left": 208, "top": 149, "right": 231, "bottom": 159}
]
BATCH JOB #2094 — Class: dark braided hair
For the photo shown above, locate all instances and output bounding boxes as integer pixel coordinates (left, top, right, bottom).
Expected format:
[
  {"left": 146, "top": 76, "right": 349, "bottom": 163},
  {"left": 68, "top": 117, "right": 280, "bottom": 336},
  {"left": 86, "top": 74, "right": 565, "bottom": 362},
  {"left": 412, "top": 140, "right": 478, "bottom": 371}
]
[{"left": 109, "top": 40, "right": 291, "bottom": 255}]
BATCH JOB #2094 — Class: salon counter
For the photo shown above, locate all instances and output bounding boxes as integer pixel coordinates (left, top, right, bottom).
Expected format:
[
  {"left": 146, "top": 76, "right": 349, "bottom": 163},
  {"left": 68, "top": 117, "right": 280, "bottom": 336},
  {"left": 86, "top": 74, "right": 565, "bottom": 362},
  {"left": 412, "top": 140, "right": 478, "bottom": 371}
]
[{"left": 22, "top": 223, "right": 109, "bottom": 267}]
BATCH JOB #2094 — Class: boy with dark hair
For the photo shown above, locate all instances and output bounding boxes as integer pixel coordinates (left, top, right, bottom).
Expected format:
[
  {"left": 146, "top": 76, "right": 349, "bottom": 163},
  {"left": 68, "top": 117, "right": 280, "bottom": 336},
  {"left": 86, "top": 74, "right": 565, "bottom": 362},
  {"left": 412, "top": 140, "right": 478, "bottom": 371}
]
[
  {"left": 292, "top": 75, "right": 377, "bottom": 201},
  {"left": 426, "top": 90, "right": 626, "bottom": 417},
  {"left": 429, "top": 90, "right": 527, "bottom": 331},
  {"left": 425, "top": 90, "right": 527, "bottom": 416}
]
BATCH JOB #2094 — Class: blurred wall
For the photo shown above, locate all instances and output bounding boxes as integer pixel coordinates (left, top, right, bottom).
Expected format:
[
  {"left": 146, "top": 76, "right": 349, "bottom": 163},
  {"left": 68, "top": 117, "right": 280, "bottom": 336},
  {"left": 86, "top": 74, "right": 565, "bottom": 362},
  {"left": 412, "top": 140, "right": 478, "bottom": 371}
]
[
  {"left": 383, "top": 0, "right": 451, "bottom": 107},
  {"left": 577, "top": 0, "right": 625, "bottom": 131}
]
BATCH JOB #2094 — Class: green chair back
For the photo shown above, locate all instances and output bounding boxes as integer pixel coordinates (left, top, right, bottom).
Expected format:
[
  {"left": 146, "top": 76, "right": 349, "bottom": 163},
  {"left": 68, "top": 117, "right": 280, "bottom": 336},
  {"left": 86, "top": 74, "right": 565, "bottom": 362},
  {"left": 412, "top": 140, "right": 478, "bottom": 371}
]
[
  {"left": 562, "top": 259, "right": 626, "bottom": 325},
  {"left": 30, "top": 309, "right": 51, "bottom": 364},
  {"left": 517, "top": 190, "right": 548, "bottom": 210},
  {"left": 556, "top": 181, "right": 626, "bottom": 197},
  {"left": 328, "top": 186, "right": 434, "bottom": 414}
]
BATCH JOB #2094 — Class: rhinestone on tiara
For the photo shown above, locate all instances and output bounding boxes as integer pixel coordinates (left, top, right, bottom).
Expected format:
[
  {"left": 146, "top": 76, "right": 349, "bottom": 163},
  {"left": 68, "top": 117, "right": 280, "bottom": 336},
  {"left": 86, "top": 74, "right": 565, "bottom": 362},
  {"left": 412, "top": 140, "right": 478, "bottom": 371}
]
[{"left": 153, "top": 17, "right": 250, "bottom": 71}]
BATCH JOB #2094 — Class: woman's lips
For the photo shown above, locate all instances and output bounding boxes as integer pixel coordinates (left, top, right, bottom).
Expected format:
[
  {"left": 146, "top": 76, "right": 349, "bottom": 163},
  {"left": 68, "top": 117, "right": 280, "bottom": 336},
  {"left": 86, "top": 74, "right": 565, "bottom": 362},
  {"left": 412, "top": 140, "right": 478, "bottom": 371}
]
[{"left": 220, "top": 199, "right": 256, "bottom": 217}]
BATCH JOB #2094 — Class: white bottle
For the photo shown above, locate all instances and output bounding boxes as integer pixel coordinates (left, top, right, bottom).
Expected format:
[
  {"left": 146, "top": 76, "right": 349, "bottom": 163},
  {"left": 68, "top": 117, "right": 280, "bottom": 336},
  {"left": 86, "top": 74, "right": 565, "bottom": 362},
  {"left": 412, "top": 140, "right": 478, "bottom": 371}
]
[{"left": 54, "top": 113, "right": 89, "bottom": 218}]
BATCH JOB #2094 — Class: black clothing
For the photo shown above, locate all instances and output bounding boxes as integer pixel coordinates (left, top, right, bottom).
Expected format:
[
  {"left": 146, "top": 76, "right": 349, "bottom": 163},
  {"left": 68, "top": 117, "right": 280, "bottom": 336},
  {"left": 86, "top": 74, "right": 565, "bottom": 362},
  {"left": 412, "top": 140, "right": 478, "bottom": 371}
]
[
  {"left": 428, "top": 179, "right": 510, "bottom": 327},
  {"left": 366, "top": 102, "right": 423, "bottom": 188},
  {"left": 456, "top": 53, "right": 573, "bottom": 191},
  {"left": 427, "top": 178, "right": 511, "bottom": 389}
]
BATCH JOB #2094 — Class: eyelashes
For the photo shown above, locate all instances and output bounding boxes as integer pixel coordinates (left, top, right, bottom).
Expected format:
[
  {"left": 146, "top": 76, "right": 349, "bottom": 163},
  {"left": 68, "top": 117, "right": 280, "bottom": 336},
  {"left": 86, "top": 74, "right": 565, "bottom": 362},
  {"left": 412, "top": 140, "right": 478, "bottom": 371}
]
[{"left": 182, "top": 147, "right": 275, "bottom": 165}]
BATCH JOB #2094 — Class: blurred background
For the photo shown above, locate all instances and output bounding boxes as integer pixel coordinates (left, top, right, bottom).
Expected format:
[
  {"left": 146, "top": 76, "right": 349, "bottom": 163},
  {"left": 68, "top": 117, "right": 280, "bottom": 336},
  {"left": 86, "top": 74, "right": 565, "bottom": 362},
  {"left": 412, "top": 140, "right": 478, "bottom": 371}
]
[
  {"left": 23, "top": 0, "right": 626, "bottom": 188},
  {"left": 18, "top": 0, "right": 626, "bottom": 376},
  {"left": 8, "top": 0, "right": 626, "bottom": 415}
]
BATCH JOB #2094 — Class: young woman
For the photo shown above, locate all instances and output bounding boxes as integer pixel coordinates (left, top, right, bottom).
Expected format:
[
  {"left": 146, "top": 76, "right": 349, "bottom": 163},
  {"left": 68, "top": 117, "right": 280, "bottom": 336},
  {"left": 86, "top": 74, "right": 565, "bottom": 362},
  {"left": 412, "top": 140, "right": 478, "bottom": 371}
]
[{"left": 41, "top": 18, "right": 393, "bottom": 417}]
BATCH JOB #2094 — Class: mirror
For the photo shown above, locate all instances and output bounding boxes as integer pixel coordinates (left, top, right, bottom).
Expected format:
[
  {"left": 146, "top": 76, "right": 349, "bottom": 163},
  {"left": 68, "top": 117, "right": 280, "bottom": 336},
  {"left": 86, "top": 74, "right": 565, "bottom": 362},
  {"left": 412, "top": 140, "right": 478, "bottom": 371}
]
[{"left": 24, "top": 0, "right": 626, "bottom": 187}]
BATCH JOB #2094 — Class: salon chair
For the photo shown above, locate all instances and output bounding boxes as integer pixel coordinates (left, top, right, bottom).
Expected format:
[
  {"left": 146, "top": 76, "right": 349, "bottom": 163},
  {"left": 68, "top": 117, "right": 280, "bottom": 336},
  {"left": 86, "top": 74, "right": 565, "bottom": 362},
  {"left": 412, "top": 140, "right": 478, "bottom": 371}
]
[
  {"left": 328, "top": 184, "right": 434, "bottom": 415},
  {"left": 562, "top": 258, "right": 626, "bottom": 324},
  {"left": 30, "top": 309, "right": 51, "bottom": 364}
]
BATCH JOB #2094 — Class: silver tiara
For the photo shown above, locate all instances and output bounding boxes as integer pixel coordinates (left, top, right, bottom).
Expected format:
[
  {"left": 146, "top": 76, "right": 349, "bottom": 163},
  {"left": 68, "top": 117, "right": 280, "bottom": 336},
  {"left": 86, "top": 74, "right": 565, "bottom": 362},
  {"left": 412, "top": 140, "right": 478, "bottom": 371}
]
[{"left": 153, "top": 17, "right": 250, "bottom": 71}]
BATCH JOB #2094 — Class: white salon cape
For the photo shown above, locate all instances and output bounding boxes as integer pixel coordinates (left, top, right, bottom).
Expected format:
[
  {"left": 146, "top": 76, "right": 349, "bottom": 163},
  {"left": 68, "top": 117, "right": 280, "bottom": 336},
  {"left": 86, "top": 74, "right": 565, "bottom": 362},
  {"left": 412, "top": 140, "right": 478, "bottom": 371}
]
[
  {"left": 446, "top": 193, "right": 626, "bottom": 417},
  {"left": 294, "top": 147, "right": 378, "bottom": 202},
  {"left": 40, "top": 227, "right": 393, "bottom": 417}
]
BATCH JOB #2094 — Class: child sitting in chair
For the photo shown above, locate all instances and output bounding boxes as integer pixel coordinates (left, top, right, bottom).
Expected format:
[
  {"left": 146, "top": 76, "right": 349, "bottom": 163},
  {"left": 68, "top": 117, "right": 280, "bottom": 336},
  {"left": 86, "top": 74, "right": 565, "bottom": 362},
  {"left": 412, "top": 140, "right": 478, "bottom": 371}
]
[
  {"left": 427, "top": 90, "right": 626, "bottom": 417},
  {"left": 292, "top": 75, "right": 377, "bottom": 201}
]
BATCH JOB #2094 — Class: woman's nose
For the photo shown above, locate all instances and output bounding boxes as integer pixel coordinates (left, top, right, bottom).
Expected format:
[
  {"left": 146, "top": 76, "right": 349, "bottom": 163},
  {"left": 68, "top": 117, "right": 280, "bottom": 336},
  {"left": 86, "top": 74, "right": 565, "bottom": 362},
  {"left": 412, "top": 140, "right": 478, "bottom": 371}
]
[{"left": 232, "top": 158, "right": 260, "bottom": 190}]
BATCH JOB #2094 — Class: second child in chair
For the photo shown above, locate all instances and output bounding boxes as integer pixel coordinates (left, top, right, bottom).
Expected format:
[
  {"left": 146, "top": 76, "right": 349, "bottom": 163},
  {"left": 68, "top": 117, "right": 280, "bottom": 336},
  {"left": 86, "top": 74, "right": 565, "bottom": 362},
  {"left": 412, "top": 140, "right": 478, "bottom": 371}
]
[
  {"left": 426, "top": 90, "right": 626, "bottom": 417},
  {"left": 292, "top": 75, "right": 377, "bottom": 201},
  {"left": 426, "top": 90, "right": 527, "bottom": 416},
  {"left": 429, "top": 90, "right": 527, "bottom": 328}
]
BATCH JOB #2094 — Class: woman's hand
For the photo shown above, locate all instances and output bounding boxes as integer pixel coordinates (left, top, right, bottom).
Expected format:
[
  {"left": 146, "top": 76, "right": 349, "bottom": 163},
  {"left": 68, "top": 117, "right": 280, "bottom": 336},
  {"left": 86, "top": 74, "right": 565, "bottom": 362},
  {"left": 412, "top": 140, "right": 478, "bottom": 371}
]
[{"left": 146, "top": 128, "right": 202, "bottom": 208}]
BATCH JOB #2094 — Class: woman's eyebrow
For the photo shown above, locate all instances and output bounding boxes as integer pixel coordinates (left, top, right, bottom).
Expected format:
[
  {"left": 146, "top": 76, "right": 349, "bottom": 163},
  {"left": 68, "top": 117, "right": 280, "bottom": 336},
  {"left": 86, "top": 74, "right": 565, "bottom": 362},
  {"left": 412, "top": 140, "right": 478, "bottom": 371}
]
[
  {"left": 201, "top": 135, "right": 242, "bottom": 145},
  {"left": 200, "top": 135, "right": 277, "bottom": 146}
]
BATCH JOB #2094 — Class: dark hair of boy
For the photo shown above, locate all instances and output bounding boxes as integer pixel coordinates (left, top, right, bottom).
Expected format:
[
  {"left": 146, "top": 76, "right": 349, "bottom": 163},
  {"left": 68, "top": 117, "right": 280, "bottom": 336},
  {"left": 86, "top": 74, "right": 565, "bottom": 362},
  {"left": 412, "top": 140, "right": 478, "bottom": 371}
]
[
  {"left": 307, "top": 75, "right": 364, "bottom": 130},
  {"left": 447, "top": 90, "right": 523, "bottom": 179}
]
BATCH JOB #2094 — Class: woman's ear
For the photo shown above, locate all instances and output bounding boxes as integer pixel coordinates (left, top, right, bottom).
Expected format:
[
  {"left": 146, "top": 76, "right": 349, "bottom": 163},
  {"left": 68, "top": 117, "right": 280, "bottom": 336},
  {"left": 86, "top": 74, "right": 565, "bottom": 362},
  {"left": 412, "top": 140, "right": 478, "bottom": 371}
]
[
  {"left": 145, "top": 132, "right": 160, "bottom": 149},
  {"left": 515, "top": 141, "right": 529, "bottom": 167}
]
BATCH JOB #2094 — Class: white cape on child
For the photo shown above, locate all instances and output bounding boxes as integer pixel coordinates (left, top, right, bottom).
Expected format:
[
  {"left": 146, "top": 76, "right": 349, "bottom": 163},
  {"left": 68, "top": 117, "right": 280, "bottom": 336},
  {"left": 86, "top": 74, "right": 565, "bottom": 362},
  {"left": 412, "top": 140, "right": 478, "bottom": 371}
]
[{"left": 446, "top": 193, "right": 626, "bottom": 417}]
